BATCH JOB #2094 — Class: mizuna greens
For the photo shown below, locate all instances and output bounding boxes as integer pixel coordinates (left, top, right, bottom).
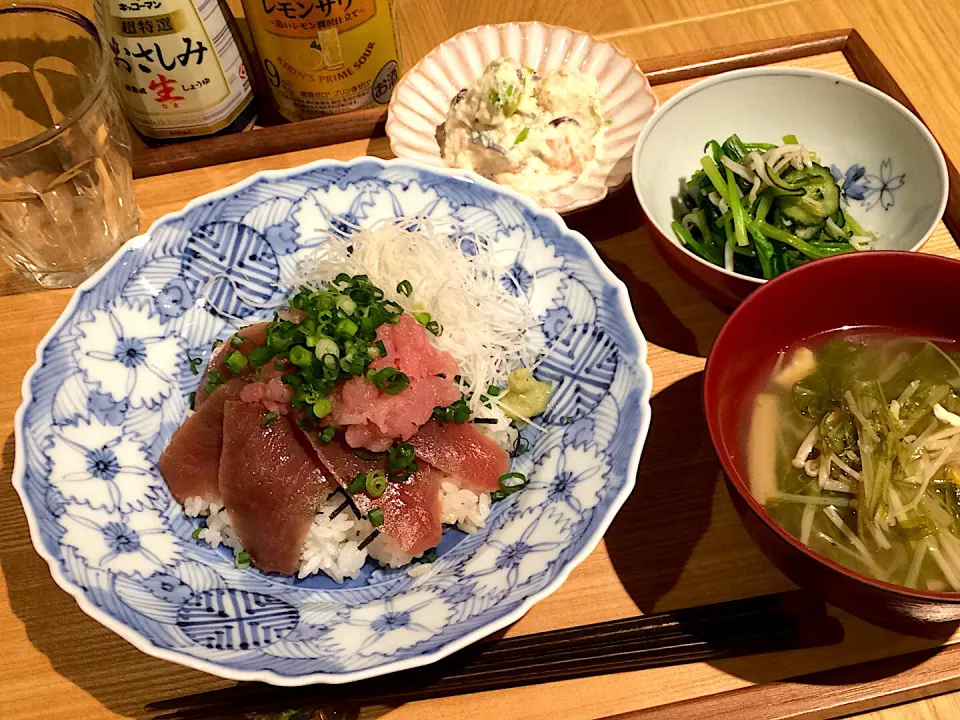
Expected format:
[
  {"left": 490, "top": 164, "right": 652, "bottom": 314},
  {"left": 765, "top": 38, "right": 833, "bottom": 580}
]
[
  {"left": 748, "top": 335, "right": 960, "bottom": 591},
  {"left": 674, "top": 134, "right": 875, "bottom": 279}
]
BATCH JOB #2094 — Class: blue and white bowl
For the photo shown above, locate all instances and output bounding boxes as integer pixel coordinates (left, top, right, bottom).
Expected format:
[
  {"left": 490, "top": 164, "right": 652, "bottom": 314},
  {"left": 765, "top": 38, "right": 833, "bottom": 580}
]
[
  {"left": 632, "top": 67, "right": 949, "bottom": 306},
  {"left": 13, "top": 158, "right": 651, "bottom": 684}
]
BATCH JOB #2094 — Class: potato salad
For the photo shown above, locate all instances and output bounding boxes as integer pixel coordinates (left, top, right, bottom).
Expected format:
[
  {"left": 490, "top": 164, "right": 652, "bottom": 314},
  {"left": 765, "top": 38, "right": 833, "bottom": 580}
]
[{"left": 440, "top": 58, "right": 604, "bottom": 201}]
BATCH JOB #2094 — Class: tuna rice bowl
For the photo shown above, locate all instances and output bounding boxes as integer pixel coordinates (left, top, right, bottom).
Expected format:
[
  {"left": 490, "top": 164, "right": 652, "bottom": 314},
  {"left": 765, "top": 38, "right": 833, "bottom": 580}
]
[{"left": 158, "top": 217, "right": 554, "bottom": 583}]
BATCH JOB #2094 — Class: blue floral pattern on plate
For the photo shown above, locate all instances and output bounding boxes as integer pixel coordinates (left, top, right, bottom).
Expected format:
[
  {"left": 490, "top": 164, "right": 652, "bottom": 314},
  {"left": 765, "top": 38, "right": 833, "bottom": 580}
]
[
  {"left": 13, "top": 158, "right": 652, "bottom": 684},
  {"left": 830, "top": 158, "right": 905, "bottom": 211}
]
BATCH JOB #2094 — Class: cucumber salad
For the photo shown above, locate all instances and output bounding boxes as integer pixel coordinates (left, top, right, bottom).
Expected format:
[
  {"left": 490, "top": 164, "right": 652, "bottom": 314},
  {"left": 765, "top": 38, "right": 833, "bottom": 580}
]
[{"left": 673, "top": 134, "right": 876, "bottom": 279}]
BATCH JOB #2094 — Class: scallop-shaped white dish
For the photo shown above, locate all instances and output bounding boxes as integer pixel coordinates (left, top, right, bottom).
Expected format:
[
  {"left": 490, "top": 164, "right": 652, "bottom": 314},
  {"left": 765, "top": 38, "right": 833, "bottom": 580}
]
[{"left": 387, "top": 22, "right": 658, "bottom": 213}]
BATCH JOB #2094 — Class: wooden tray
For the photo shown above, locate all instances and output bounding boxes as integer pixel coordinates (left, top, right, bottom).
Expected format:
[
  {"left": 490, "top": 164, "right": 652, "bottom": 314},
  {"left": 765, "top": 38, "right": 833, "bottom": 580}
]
[{"left": 5, "top": 27, "right": 960, "bottom": 720}]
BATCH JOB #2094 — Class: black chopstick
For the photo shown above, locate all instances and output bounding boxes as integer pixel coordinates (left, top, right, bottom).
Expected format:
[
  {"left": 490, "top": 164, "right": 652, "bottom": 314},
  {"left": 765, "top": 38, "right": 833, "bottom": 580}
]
[{"left": 148, "top": 590, "right": 843, "bottom": 719}]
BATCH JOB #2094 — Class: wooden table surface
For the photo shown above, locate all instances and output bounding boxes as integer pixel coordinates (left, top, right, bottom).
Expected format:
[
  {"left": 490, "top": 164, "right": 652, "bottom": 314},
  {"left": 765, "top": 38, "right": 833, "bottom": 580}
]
[{"left": 4, "top": 1, "right": 960, "bottom": 718}]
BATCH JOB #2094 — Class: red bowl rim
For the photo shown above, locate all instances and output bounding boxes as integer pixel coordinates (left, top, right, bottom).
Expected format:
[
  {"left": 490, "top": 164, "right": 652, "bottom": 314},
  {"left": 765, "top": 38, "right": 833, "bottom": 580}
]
[{"left": 704, "top": 250, "right": 960, "bottom": 604}]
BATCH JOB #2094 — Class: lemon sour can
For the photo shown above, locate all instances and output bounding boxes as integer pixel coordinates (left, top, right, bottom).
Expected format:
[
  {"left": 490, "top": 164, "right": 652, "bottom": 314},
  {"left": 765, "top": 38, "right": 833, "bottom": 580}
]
[{"left": 242, "top": 0, "right": 402, "bottom": 120}]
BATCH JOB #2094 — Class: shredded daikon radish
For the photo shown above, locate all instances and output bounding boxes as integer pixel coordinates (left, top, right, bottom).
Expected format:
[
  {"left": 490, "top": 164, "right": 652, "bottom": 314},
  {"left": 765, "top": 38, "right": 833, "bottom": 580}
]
[{"left": 296, "top": 217, "right": 539, "bottom": 413}]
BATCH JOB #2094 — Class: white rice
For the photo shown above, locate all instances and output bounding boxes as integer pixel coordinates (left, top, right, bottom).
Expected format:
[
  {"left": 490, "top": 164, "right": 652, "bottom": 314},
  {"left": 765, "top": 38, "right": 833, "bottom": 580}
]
[
  {"left": 184, "top": 475, "right": 493, "bottom": 582},
  {"left": 470, "top": 402, "right": 519, "bottom": 451}
]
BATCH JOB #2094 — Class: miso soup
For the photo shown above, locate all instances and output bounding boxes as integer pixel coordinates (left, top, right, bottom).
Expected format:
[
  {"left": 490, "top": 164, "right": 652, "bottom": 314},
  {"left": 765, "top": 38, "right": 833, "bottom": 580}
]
[{"left": 747, "top": 331, "right": 960, "bottom": 592}]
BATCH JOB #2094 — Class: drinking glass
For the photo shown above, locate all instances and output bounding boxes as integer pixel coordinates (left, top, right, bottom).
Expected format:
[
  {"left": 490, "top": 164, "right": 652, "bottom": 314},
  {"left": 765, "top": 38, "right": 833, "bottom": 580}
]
[{"left": 0, "top": 4, "right": 139, "bottom": 289}]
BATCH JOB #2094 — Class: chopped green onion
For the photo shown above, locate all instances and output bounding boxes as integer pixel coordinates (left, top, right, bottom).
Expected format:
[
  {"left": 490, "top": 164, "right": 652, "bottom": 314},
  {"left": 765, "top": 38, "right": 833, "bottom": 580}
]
[
  {"left": 187, "top": 354, "right": 203, "bottom": 375},
  {"left": 425, "top": 320, "right": 442, "bottom": 336},
  {"left": 336, "top": 295, "right": 357, "bottom": 315},
  {"left": 224, "top": 350, "right": 248, "bottom": 375},
  {"left": 317, "top": 426, "right": 336, "bottom": 443},
  {"left": 368, "top": 508, "right": 384, "bottom": 527},
  {"left": 490, "top": 472, "right": 529, "bottom": 501},
  {"left": 191, "top": 527, "right": 203, "bottom": 539},
  {"left": 248, "top": 345, "right": 274, "bottom": 368},
  {"left": 261, "top": 411, "right": 279, "bottom": 427},
  {"left": 212, "top": 338, "right": 223, "bottom": 350},
  {"left": 366, "top": 470, "right": 388, "bottom": 498},
  {"left": 335, "top": 318, "right": 358, "bottom": 337},
  {"left": 413, "top": 311, "right": 431, "bottom": 326},
  {"left": 347, "top": 473, "right": 367, "bottom": 494},
  {"left": 487, "top": 385, "right": 501, "bottom": 396},
  {"left": 235, "top": 551, "right": 251, "bottom": 569},
  {"left": 313, "top": 397, "right": 332, "bottom": 418},
  {"left": 204, "top": 369, "right": 225, "bottom": 394},
  {"left": 230, "top": 336, "right": 245, "bottom": 348},
  {"left": 289, "top": 345, "right": 313, "bottom": 368},
  {"left": 386, "top": 442, "right": 418, "bottom": 482},
  {"left": 418, "top": 547, "right": 438, "bottom": 563},
  {"left": 371, "top": 367, "right": 409, "bottom": 394},
  {"left": 313, "top": 337, "right": 339, "bottom": 359},
  {"left": 514, "top": 127, "right": 529, "bottom": 144},
  {"left": 396, "top": 280, "right": 413, "bottom": 296},
  {"left": 188, "top": 391, "right": 196, "bottom": 409}
]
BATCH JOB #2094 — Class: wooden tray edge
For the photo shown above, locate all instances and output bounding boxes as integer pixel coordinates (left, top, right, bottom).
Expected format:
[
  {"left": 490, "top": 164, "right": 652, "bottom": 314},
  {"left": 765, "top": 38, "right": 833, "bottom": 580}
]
[
  {"left": 605, "top": 641, "right": 960, "bottom": 720},
  {"left": 131, "top": 106, "right": 387, "bottom": 179}
]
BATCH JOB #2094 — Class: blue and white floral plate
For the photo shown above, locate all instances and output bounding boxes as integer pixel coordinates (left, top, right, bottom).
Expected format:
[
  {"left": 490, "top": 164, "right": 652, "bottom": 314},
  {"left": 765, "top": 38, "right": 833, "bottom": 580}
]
[{"left": 13, "top": 158, "right": 651, "bottom": 685}]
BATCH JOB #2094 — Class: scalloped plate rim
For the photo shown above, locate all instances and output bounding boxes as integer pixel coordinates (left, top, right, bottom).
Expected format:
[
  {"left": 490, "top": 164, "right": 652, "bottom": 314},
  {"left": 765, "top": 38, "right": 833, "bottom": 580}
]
[
  {"left": 386, "top": 21, "right": 659, "bottom": 214},
  {"left": 12, "top": 157, "right": 653, "bottom": 685}
]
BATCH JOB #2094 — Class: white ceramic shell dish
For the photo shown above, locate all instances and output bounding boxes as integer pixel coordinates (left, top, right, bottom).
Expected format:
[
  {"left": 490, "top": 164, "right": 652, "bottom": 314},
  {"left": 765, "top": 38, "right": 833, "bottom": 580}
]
[
  {"left": 632, "top": 67, "right": 949, "bottom": 289},
  {"left": 387, "top": 22, "right": 658, "bottom": 213}
]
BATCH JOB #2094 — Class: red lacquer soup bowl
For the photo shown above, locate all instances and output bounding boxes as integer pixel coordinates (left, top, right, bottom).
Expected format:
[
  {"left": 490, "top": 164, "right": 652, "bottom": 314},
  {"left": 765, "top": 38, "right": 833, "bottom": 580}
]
[{"left": 704, "top": 251, "right": 960, "bottom": 629}]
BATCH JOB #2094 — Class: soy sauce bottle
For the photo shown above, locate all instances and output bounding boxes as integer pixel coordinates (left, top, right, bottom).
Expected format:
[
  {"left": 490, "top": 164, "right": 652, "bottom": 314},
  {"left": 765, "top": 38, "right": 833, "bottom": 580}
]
[{"left": 96, "top": 0, "right": 258, "bottom": 144}]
